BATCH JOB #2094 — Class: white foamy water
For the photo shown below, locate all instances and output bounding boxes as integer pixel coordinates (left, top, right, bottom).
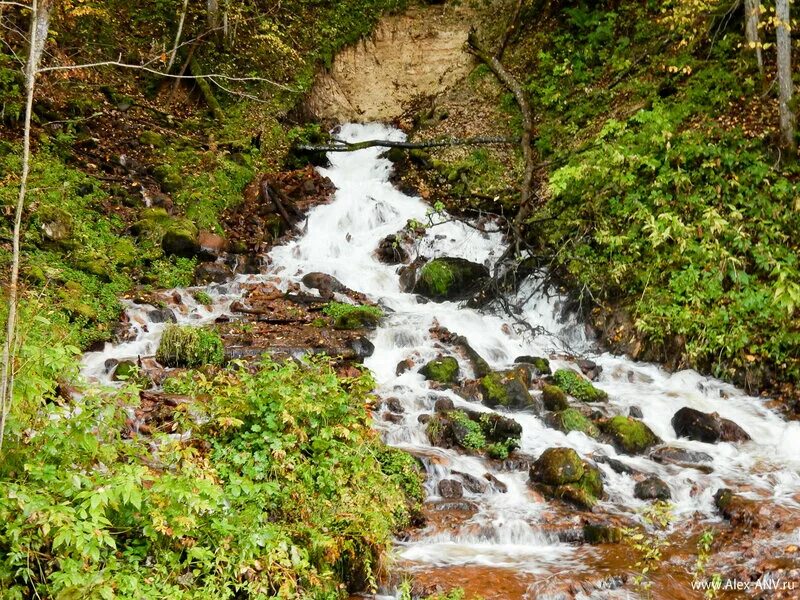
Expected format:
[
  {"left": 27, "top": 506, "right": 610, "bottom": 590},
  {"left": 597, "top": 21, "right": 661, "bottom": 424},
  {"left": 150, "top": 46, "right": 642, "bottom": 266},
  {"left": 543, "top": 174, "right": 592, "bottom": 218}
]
[{"left": 82, "top": 123, "right": 800, "bottom": 591}]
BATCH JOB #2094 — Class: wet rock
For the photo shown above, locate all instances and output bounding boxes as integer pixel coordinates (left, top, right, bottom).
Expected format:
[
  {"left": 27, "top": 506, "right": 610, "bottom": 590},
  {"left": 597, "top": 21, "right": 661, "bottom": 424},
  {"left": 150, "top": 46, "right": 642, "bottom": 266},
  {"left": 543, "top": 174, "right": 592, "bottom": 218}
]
[
  {"left": 634, "top": 476, "right": 671, "bottom": 501},
  {"left": 411, "top": 257, "right": 490, "bottom": 302},
  {"left": 194, "top": 262, "right": 234, "bottom": 285},
  {"left": 672, "top": 407, "right": 751, "bottom": 443},
  {"left": 578, "top": 358, "right": 602, "bottom": 381},
  {"left": 650, "top": 446, "right": 713, "bottom": 470},
  {"left": 593, "top": 454, "right": 639, "bottom": 476},
  {"left": 375, "top": 234, "right": 409, "bottom": 264},
  {"left": 583, "top": 523, "right": 624, "bottom": 544},
  {"left": 301, "top": 272, "right": 348, "bottom": 299},
  {"left": 714, "top": 488, "right": 767, "bottom": 529},
  {"left": 628, "top": 406, "right": 644, "bottom": 419},
  {"left": 531, "top": 447, "right": 585, "bottom": 486},
  {"left": 426, "top": 409, "right": 521, "bottom": 454},
  {"left": 483, "top": 473, "right": 508, "bottom": 493},
  {"left": 113, "top": 321, "right": 138, "bottom": 343},
  {"left": 104, "top": 358, "right": 119, "bottom": 373},
  {"left": 546, "top": 408, "right": 600, "bottom": 438},
  {"left": 599, "top": 416, "right": 661, "bottom": 455},
  {"left": 452, "top": 334, "right": 491, "bottom": 378},
  {"left": 496, "top": 453, "right": 536, "bottom": 471},
  {"left": 384, "top": 397, "right": 404, "bottom": 413},
  {"left": 348, "top": 336, "right": 374, "bottom": 360},
  {"left": 395, "top": 358, "right": 414, "bottom": 376},
  {"left": 480, "top": 367, "right": 542, "bottom": 412},
  {"left": 147, "top": 307, "right": 177, "bottom": 323},
  {"left": 232, "top": 254, "right": 262, "bottom": 275},
  {"left": 420, "top": 356, "right": 460, "bottom": 384},
  {"left": 418, "top": 414, "right": 431, "bottom": 424},
  {"left": 542, "top": 384, "right": 569, "bottom": 411},
  {"left": 433, "top": 397, "right": 454, "bottom": 413},
  {"left": 514, "top": 355, "right": 551, "bottom": 375},
  {"left": 438, "top": 479, "right": 464, "bottom": 499},
  {"left": 382, "top": 412, "right": 404, "bottom": 424},
  {"left": 452, "top": 470, "right": 487, "bottom": 494}
]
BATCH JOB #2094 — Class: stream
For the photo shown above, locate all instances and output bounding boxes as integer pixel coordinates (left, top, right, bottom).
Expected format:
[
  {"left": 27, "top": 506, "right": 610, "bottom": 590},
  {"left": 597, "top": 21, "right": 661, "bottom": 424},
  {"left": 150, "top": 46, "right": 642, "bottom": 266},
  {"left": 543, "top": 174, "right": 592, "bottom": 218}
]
[{"left": 83, "top": 123, "right": 800, "bottom": 598}]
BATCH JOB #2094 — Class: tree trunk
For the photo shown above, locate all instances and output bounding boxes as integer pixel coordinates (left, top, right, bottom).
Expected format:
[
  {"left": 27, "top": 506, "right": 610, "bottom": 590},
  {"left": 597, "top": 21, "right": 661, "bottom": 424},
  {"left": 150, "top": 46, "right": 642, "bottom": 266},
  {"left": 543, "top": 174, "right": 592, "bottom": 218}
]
[
  {"left": 0, "top": 0, "right": 54, "bottom": 452},
  {"left": 167, "top": 0, "right": 190, "bottom": 71},
  {"left": 744, "top": 0, "right": 763, "bottom": 75},
  {"left": 775, "top": 0, "right": 796, "bottom": 150}
]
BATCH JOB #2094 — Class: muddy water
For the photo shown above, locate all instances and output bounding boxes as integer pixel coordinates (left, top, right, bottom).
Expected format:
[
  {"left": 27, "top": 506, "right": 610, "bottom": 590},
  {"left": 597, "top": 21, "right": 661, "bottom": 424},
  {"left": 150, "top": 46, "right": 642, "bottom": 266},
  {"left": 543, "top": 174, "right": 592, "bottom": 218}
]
[{"left": 83, "top": 123, "right": 800, "bottom": 599}]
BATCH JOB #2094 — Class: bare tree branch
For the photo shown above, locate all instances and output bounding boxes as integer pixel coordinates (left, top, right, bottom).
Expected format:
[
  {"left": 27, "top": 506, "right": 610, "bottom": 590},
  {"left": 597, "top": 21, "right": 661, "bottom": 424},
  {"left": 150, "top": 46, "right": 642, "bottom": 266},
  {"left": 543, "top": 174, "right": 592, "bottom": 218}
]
[{"left": 167, "top": 0, "right": 190, "bottom": 71}]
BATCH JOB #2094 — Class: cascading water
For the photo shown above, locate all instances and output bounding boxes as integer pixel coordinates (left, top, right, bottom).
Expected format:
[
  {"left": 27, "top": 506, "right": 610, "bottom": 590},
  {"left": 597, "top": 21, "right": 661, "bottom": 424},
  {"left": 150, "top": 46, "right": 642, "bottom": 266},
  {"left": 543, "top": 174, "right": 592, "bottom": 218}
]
[{"left": 82, "top": 122, "right": 800, "bottom": 597}]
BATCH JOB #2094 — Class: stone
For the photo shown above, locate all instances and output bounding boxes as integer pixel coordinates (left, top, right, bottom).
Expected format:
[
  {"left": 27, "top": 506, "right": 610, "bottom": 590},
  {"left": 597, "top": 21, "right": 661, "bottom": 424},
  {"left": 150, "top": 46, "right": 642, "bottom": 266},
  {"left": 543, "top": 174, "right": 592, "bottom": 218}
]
[
  {"left": 629, "top": 406, "right": 644, "bottom": 418},
  {"left": 650, "top": 446, "right": 713, "bottom": 470},
  {"left": 672, "top": 407, "right": 751, "bottom": 443},
  {"left": 194, "top": 262, "right": 234, "bottom": 285},
  {"left": 634, "top": 476, "right": 671, "bottom": 501},
  {"left": 375, "top": 234, "right": 409, "bottom": 264},
  {"left": 147, "top": 307, "right": 177, "bottom": 323},
  {"left": 396, "top": 358, "right": 414, "bottom": 376},
  {"left": 599, "top": 416, "right": 661, "bottom": 455},
  {"left": 162, "top": 229, "right": 200, "bottom": 258},
  {"left": 453, "top": 470, "right": 487, "bottom": 494},
  {"left": 578, "top": 358, "right": 602, "bottom": 381},
  {"left": 714, "top": 488, "right": 767, "bottom": 529},
  {"left": 384, "top": 397, "right": 404, "bottom": 413},
  {"left": 411, "top": 257, "right": 490, "bottom": 302},
  {"left": 348, "top": 336, "right": 375, "bottom": 360},
  {"left": 420, "top": 356, "right": 460, "bottom": 384},
  {"left": 480, "top": 368, "right": 542, "bottom": 411},
  {"left": 111, "top": 360, "right": 152, "bottom": 389},
  {"left": 434, "top": 397, "right": 455, "bottom": 413},
  {"left": 198, "top": 231, "right": 228, "bottom": 259},
  {"left": 542, "top": 384, "right": 569, "bottom": 411},
  {"left": 547, "top": 408, "right": 600, "bottom": 438},
  {"left": 530, "top": 447, "right": 585, "bottom": 486},
  {"left": 583, "top": 523, "right": 624, "bottom": 544},
  {"left": 515, "top": 355, "right": 551, "bottom": 374},
  {"left": 38, "top": 206, "right": 73, "bottom": 246},
  {"left": 438, "top": 479, "right": 463, "bottom": 499},
  {"left": 484, "top": 473, "right": 508, "bottom": 493}
]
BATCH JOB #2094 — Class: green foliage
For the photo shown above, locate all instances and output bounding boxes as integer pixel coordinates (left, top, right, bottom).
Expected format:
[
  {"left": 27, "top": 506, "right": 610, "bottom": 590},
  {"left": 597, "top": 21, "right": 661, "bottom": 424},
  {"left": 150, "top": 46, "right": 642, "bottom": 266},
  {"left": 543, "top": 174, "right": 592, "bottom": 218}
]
[
  {"left": 449, "top": 410, "right": 486, "bottom": 450},
  {"left": 622, "top": 501, "right": 674, "bottom": 594},
  {"left": 193, "top": 291, "right": 214, "bottom": 305},
  {"left": 557, "top": 408, "right": 600, "bottom": 437},
  {"left": 552, "top": 369, "right": 608, "bottom": 402},
  {"left": 419, "top": 260, "right": 456, "bottom": 296},
  {"left": 150, "top": 256, "right": 197, "bottom": 289},
  {"left": 156, "top": 325, "right": 225, "bottom": 368},
  {"left": 323, "top": 302, "right": 383, "bottom": 329},
  {"left": 486, "top": 441, "right": 512, "bottom": 460},
  {"left": 692, "top": 528, "right": 722, "bottom": 598},
  {"left": 522, "top": 1, "right": 800, "bottom": 390},
  {"left": 0, "top": 357, "right": 410, "bottom": 598}
]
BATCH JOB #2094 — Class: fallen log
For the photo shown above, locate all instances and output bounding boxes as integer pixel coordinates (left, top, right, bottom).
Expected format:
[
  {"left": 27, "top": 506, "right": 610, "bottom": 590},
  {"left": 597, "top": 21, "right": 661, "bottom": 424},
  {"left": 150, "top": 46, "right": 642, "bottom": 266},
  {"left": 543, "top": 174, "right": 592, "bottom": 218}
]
[{"left": 298, "top": 136, "right": 518, "bottom": 153}]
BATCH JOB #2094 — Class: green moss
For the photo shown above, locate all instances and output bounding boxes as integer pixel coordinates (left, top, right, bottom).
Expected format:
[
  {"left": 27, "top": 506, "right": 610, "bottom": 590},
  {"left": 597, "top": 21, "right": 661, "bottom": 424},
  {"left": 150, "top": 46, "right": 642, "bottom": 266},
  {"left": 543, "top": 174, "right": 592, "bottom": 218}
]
[
  {"left": 542, "top": 383, "right": 569, "bottom": 411},
  {"left": 322, "top": 301, "right": 383, "bottom": 329},
  {"left": 449, "top": 410, "right": 486, "bottom": 450},
  {"left": 583, "top": 523, "right": 623, "bottom": 544},
  {"left": 553, "top": 369, "right": 608, "bottom": 402},
  {"left": 486, "top": 441, "right": 512, "bottom": 460},
  {"left": 480, "top": 369, "right": 534, "bottom": 408},
  {"left": 419, "top": 260, "right": 456, "bottom": 296},
  {"left": 139, "top": 130, "right": 165, "bottom": 147},
  {"left": 531, "top": 447, "right": 584, "bottom": 486},
  {"left": 600, "top": 416, "right": 661, "bottom": 455},
  {"left": 556, "top": 408, "right": 600, "bottom": 438},
  {"left": 111, "top": 360, "right": 152, "bottom": 389},
  {"left": 420, "top": 356, "right": 460, "bottom": 384},
  {"left": 193, "top": 291, "right": 213, "bottom": 305},
  {"left": 156, "top": 325, "right": 225, "bottom": 368}
]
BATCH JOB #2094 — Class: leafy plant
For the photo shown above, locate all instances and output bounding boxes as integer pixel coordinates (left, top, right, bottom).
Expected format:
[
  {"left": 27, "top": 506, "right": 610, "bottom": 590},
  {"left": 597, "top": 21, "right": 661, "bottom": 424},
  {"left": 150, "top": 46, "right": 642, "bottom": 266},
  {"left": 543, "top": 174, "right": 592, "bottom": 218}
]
[{"left": 156, "top": 325, "right": 225, "bottom": 367}]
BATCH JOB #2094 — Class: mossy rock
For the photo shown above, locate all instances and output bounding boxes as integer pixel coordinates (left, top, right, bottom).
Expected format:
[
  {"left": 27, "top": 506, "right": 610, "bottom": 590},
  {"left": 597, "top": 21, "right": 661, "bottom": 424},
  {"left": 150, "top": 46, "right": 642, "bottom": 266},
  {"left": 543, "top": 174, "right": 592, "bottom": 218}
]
[
  {"left": 72, "top": 252, "right": 113, "bottom": 281},
  {"left": 156, "top": 324, "right": 224, "bottom": 368},
  {"left": 132, "top": 208, "right": 198, "bottom": 241},
  {"left": 412, "top": 257, "right": 489, "bottom": 302},
  {"left": 112, "top": 360, "right": 152, "bottom": 389},
  {"left": 575, "top": 462, "right": 604, "bottom": 498},
  {"left": 323, "top": 302, "right": 383, "bottom": 330},
  {"left": 530, "top": 447, "right": 584, "bottom": 486},
  {"left": 153, "top": 164, "right": 183, "bottom": 193},
  {"left": 36, "top": 206, "right": 74, "bottom": 248},
  {"left": 420, "top": 356, "right": 460, "bottom": 384},
  {"left": 139, "top": 130, "right": 165, "bottom": 147},
  {"left": 480, "top": 368, "right": 540, "bottom": 411},
  {"left": 583, "top": 523, "right": 623, "bottom": 544},
  {"left": 515, "top": 355, "right": 551, "bottom": 375},
  {"left": 426, "top": 409, "right": 521, "bottom": 455},
  {"left": 542, "top": 384, "right": 569, "bottom": 411},
  {"left": 552, "top": 369, "right": 608, "bottom": 402},
  {"left": 600, "top": 416, "right": 662, "bottom": 455},
  {"left": 550, "top": 408, "right": 600, "bottom": 438}
]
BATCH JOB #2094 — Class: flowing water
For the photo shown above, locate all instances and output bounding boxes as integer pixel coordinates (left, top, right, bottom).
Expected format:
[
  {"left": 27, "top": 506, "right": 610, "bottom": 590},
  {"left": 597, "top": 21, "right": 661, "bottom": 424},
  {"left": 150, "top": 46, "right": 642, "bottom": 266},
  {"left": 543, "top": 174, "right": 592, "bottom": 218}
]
[{"left": 83, "top": 123, "right": 800, "bottom": 597}]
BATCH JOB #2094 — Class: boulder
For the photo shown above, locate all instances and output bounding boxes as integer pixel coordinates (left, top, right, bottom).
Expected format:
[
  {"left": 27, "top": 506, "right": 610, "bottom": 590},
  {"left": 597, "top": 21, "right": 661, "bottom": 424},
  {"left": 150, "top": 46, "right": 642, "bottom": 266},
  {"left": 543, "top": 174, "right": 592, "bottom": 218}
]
[
  {"left": 547, "top": 408, "right": 600, "bottom": 438},
  {"left": 348, "top": 336, "right": 375, "bottom": 360},
  {"left": 111, "top": 360, "right": 152, "bottom": 389},
  {"left": 578, "top": 359, "right": 602, "bottom": 381},
  {"left": 433, "top": 397, "right": 455, "bottom": 413},
  {"left": 426, "top": 409, "right": 521, "bottom": 455},
  {"left": 147, "top": 307, "right": 177, "bottom": 323},
  {"left": 198, "top": 231, "right": 228, "bottom": 260},
  {"left": 194, "top": 262, "right": 234, "bottom": 285},
  {"left": 714, "top": 488, "right": 767, "bottom": 529},
  {"left": 420, "top": 356, "right": 460, "bottom": 384},
  {"left": 438, "top": 479, "right": 464, "bottom": 499},
  {"left": 480, "top": 368, "right": 542, "bottom": 412},
  {"left": 634, "top": 476, "right": 671, "bottom": 501},
  {"left": 629, "top": 406, "right": 644, "bottom": 419},
  {"left": 162, "top": 229, "right": 200, "bottom": 258},
  {"left": 650, "top": 446, "right": 713, "bottom": 471},
  {"left": 411, "top": 257, "right": 490, "bottom": 302},
  {"left": 542, "top": 384, "right": 569, "bottom": 411},
  {"left": 671, "top": 407, "right": 751, "bottom": 443},
  {"left": 530, "top": 447, "right": 584, "bottom": 486},
  {"left": 599, "top": 416, "right": 661, "bottom": 455},
  {"left": 453, "top": 471, "right": 487, "bottom": 494}
]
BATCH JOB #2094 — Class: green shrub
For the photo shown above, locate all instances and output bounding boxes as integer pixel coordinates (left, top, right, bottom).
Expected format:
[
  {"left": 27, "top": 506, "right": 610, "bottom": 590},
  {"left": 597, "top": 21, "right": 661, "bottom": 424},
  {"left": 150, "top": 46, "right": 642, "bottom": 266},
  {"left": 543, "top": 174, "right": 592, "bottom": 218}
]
[
  {"left": 156, "top": 325, "right": 225, "bottom": 367},
  {"left": 323, "top": 301, "right": 383, "bottom": 329}
]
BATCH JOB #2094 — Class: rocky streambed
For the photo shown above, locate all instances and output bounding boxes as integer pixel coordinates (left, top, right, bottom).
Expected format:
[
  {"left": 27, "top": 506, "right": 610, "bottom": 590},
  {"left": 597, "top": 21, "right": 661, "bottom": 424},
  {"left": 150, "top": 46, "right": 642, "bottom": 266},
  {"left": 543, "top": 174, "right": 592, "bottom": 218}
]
[{"left": 83, "top": 123, "right": 800, "bottom": 599}]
